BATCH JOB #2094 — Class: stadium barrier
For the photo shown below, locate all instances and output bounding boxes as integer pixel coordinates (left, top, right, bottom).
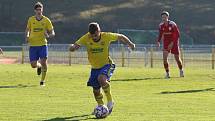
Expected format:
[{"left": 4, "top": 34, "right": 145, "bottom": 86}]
[
  {"left": 212, "top": 48, "right": 215, "bottom": 69},
  {"left": 0, "top": 44, "right": 215, "bottom": 69}
]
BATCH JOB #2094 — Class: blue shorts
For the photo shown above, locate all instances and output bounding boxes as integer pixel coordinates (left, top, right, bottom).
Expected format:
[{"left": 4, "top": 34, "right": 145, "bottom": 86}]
[
  {"left": 87, "top": 64, "right": 115, "bottom": 90},
  {"left": 29, "top": 45, "right": 48, "bottom": 62}
]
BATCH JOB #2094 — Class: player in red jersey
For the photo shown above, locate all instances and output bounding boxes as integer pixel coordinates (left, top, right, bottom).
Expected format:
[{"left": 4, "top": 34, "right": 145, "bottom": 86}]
[{"left": 156, "top": 11, "right": 184, "bottom": 78}]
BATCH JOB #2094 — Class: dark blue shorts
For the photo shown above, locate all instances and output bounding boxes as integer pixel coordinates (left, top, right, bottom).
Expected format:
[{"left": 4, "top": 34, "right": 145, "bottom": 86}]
[
  {"left": 29, "top": 45, "right": 48, "bottom": 62},
  {"left": 87, "top": 64, "right": 115, "bottom": 90}
]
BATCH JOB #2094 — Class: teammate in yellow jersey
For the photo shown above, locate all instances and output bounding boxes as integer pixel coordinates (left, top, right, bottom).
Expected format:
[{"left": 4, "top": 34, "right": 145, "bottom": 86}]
[
  {"left": 69, "top": 22, "right": 135, "bottom": 115},
  {"left": 25, "top": 2, "right": 55, "bottom": 86},
  {"left": 0, "top": 48, "right": 3, "bottom": 55}
]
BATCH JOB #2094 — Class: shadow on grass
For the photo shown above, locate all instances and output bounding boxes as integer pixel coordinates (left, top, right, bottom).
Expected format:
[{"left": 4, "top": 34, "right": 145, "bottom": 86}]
[
  {"left": 0, "top": 84, "right": 36, "bottom": 89},
  {"left": 43, "top": 114, "right": 98, "bottom": 121},
  {"left": 159, "top": 88, "right": 215, "bottom": 94},
  {"left": 111, "top": 77, "right": 164, "bottom": 82}
]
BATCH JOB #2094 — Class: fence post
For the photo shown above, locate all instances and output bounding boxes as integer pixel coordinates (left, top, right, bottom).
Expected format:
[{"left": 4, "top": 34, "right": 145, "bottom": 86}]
[
  {"left": 144, "top": 48, "right": 148, "bottom": 67},
  {"left": 121, "top": 45, "right": 125, "bottom": 67},
  {"left": 180, "top": 48, "right": 184, "bottom": 67},
  {"left": 69, "top": 50, "right": 72, "bottom": 66},
  {"left": 212, "top": 48, "right": 215, "bottom": 70},
  {"left": 21, "top": 44, "right": 25, "bottom": 64},
  {"left": 150, "top": 47, "right": 153, "bottom": 68}
]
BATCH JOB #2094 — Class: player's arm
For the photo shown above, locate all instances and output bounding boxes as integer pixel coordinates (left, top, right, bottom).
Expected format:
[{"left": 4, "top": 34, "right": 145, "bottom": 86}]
[
  {"left": 45, "top": 18, "right": 55, "bottom": 38},
  {"left": 157, "top": 26, "right": 163, "bottom": 47},
  {"left": 118, "top": 34, "right": 135, "bottom": 50},
  {"left": 173, "top": 24, "right": 180, "bottom": 43},
  {"left": 69, "top": 35, "right": 86, "bottom": 52},
  {"left": 0, "top": 48, "right": 3, "bottom": 55},
  {"left": 45, "top": 29, "right": 55, "bottom": 38},
  {"left": 25, "top": 27, "right": 30, "bottom": 43},
  {"left": 25, "top": 18, "right": 31, "bottom": 43}
]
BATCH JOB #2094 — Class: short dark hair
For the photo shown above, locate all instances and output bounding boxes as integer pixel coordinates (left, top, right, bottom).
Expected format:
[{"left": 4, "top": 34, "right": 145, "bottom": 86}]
[
  {"left": 161, "top": 11, "right": 169, "bottom": 16},
  {"left": 88, "top": 22, "right": 100, "bottom": 34},
  {"left": 34, "top": 2, "right": 43, "bottom": 10}
]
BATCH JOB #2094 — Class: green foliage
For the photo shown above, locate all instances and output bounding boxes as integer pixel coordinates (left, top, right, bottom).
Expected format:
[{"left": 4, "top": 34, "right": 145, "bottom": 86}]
[{"left": 0, "top": 0, "right": 215, "bottom": 45}]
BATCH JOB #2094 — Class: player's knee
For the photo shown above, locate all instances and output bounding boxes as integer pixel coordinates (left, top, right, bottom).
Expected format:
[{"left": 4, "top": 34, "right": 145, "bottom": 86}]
[
  {"left": 98, "top": 75, "right": 107, "bottom": 86},
  {"left": 31, "top": 64, "right": 37, "bottom": 68},
  {"left": 31, "top": 65, "right": 37, "bottom": 68},
  {"left": 175, "top": 57, "right": 181, "bottom": 63},
  {"left": 163, "top": 60, "right": 168, "bottom": 64},
  {"left": 98, "top": 75, "right": 105, "bottom": 81},
  {"left": 176, "top": 59, "right": 182, "bottom": 64},
  {"left": 40, "top": 62, "right": 47, "bottom": 67}
]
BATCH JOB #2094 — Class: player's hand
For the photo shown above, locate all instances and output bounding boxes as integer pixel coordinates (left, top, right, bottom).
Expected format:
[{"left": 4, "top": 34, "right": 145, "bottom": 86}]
[
  {"left": 69, "top": 44, "right": 75, "bottom": 52},
  {"left": 69, "top": 44, "right": 80, "bottom": 52},
  {"left": 44, "top": 31, "right": 50, "bottom": 38},
  {"left": 157, "top": 41, "right": 160, "bottom": 48},
  {"left": 25, "top": 37, "right": 29, "bottom": 43},
  {"left": 167, "top": 42, "right": 173, "bottom": 50},
  {"left": 128, "top": 43, "right": 135, "bottom": 51},
  {"left": 45, "top": 30, "right": 55, "bottom": 39}
]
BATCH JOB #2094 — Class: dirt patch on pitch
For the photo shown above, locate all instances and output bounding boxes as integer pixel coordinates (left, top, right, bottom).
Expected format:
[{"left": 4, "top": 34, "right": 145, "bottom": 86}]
[{"left": 0, "top": 57, "right": 19, "bottom": 64}]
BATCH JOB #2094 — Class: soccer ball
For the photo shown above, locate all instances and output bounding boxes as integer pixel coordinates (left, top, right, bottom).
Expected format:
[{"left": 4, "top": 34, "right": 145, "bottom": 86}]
[{"left": 94, "top": 105, "right": 109, "bottom": 118}]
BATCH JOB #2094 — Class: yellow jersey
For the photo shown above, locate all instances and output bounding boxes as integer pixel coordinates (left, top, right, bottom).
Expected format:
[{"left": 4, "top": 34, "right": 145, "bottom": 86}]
[
  {"left": 76, "top": 32, "right": 118, "bottom": 69},
  {"left": 27, "top": 15, "right": 53, "bottom": 46}
]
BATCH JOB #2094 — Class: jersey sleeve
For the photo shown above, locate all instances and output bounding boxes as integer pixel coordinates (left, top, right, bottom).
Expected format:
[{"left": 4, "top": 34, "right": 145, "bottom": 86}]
[
  {"left": 106, "top": 32, "right": 118, "bottom": 42},
  {"left": 46, "top": 18, "right": 54, "bottom": 31},
  {"left": 172, "top": 23, "right": 180, "bottom": 43},
  {"left": 75, "top": 34, "right": 87, "bottom": 46},
  {"left": 157, "top": 24, "right": 163, "bottom": 42}
]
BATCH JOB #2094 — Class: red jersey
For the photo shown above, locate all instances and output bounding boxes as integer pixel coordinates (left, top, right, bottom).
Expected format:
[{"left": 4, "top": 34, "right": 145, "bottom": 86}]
[{"left": 157, "top": 20, "right": 180, "bottom": 45}]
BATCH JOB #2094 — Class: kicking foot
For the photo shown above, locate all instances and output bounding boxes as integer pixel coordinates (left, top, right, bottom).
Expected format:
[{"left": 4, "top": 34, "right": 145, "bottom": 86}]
[{"left": 107, "top": 101, "right": 114, "bottom": 115}]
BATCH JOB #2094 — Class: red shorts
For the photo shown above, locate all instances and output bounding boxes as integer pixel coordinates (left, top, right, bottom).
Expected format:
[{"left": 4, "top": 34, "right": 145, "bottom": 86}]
[{"left": 163, "top": 42, "right": 179, "bottom": 55}]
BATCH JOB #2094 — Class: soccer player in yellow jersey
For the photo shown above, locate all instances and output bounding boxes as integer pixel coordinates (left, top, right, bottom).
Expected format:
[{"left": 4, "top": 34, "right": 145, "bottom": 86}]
[
  {"left": 69, "top": 22, "right": 135, "bottom": 115},
  {"left": 25, "top": 2, "right": 55, "bottom": 86}
]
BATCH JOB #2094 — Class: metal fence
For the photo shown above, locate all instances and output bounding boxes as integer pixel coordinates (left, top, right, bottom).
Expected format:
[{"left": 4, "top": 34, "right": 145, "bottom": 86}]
[{"left": 0, "top": 44, "right": 215, "bottom": 69}]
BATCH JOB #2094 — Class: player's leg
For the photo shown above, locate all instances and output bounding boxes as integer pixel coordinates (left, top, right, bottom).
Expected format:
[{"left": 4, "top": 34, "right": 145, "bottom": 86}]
[
  {"left": 163, "top": 50, "right": 170, "bottom": 78},
  {"left": 171, "top": 46, "right": 184, "bottom": 77},
  {"left": 91, "top": 88, "right": 104, "bottom": 115},
  {"left": 29, "top": 46, "right": 41, "bottom": 74},
  {"left": 40, "top": 58, "right": 47, "bottom": 86},
  {"left": 98, "top": 64, "right": 115, "bottom": 113},
  {"left": 93, "top": 88, "right": 104, "bottom": 106},
  {"left": 39, "top": 45, "right": 48, "bottom": 86},
  {"left": 98, "top": 74, "right": 114, "bottom": 114},
  {"left": 98, "top": 75, "right": 113, "bottom": 103},
  {"left": 174, "top": 54, "right": 184, "bottom": 77},
  {"left": 87, "top": 69, "right": 104, "bottom": 114},
  {"left": 32, "top": 61, "right": 42, "bottom": 76}
]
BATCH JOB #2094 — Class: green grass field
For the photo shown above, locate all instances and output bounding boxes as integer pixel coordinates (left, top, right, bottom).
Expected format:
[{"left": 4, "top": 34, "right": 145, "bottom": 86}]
[{"left": 0, "top": 64, "right": 215, "bottom": 121}]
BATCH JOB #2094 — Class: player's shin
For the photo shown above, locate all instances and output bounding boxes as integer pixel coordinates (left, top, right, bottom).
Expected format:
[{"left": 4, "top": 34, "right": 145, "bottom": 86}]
[
  {"left": 177, "top": 59, "right": 183, "bottom": 70},
  {"left": 41, "top": 66, "right": 47, "bottom": 81},
  {"left": 102, "top": 82, "right": 112, "bottom": 102},
  {"left": 164, "top": 62, "right": 169, "bottom": 73},
  {"left": 94, "top": 91, "right": 104, "bottom": 105}
]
